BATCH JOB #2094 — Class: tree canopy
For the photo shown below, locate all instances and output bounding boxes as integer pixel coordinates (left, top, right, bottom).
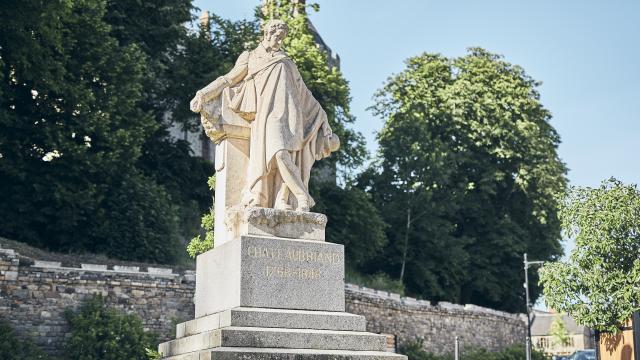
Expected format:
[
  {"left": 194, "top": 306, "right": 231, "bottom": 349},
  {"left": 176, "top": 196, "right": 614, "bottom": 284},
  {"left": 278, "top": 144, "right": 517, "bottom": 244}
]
[
  {"left": 0, "top": 0, "right": 183, "bottom": 263},
  {"left": 0, "top": 0, "right": 260, "bottom": 263},
  {"left": 361, "top": 48, "right": 567, "bottom": 312},
  {"left": 540, "top": 178, "right": 640, "bottom": 332}
]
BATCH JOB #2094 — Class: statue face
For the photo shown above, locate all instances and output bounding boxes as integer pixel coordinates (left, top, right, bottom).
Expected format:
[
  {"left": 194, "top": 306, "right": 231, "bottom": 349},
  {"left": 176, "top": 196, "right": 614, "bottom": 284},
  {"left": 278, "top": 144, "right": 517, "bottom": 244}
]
[{"left": 264, "top": 23, "right": 287, "bottom": 51}]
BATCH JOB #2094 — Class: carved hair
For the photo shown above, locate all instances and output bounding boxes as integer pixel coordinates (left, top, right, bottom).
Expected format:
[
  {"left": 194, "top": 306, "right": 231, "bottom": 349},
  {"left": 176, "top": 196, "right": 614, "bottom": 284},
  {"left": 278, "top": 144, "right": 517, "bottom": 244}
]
[{"left": 263, "top": 19, "right": 289, "bottom": 40}]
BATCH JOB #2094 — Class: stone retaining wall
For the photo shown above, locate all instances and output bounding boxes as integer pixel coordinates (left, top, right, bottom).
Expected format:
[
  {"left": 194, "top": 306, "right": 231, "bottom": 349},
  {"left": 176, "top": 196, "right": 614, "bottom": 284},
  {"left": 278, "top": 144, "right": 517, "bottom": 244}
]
[
  {"left": 345, "top": 284, "right": 526, "bottom": 354},
  {"left": 0, "top": 247, "right": 195, "bottom": 355},
  {"left": 0, "top": 245, "right": 525, "bottom": 356}
]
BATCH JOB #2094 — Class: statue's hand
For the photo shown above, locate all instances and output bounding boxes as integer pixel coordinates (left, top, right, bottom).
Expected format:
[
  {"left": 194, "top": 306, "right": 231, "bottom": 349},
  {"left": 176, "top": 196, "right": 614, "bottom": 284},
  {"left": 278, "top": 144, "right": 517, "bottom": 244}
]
[{"left": 190, "top": 92, "right": 203, "bottom": 113}]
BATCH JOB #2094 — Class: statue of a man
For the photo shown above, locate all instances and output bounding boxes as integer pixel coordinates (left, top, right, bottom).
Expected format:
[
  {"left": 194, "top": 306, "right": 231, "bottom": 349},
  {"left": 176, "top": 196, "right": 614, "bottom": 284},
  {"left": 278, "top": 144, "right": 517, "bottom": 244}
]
[{"left": 190, "top": 20, "right": 339, "bottom": 212}]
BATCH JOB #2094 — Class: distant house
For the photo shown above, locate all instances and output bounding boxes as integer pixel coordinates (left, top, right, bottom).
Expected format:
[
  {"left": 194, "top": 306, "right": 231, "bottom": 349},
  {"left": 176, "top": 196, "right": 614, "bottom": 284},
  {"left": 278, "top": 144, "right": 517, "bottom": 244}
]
[{"left": 531, "top": 310, "right": 595, "bottom": 356}]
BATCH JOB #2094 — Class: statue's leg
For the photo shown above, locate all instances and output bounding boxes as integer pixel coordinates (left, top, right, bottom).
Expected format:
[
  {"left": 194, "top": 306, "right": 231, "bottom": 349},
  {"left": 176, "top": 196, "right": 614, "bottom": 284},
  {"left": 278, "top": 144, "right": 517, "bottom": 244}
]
[
  {"left": 274, "top": 183, "right": 293, "bottom": 210},
  {"left": 274, "top": 150, "right": 310, "bottom": 212}
]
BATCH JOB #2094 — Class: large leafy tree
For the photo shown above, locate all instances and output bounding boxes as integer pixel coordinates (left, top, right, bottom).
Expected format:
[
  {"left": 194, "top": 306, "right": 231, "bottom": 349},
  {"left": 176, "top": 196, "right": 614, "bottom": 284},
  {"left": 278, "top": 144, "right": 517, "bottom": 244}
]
[
  {"left": 540, "top": 178, "right": 640, "bottom": 333},
  {"left": 0, "top": 0, "right": 181, "bottom": 262},
  {"left": 363, "top": 48, "right": 567, "bottom": 312},
  {"left": 102, "top": 0, "right": 217, "bottom": 240}
]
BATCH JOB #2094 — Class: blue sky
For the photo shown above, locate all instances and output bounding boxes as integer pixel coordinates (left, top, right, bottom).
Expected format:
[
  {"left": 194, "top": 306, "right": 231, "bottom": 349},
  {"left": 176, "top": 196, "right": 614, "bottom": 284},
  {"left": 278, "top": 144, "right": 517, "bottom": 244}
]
[
  {"left": 194, "top": 0, "right": 639, "bottom": 258},
  {"left": 194, "top": 0, "right": 639, "bottom": 187}
]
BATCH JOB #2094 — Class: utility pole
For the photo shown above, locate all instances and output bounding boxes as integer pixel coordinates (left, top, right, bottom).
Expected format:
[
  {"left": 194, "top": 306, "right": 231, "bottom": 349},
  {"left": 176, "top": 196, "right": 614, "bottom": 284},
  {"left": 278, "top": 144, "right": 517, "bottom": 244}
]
[
  {"left": 454, "top": 336, "right": 460, "bottom": 360},
  {"left": 524, "top": 253, "right": 544, "bottom": 360}
]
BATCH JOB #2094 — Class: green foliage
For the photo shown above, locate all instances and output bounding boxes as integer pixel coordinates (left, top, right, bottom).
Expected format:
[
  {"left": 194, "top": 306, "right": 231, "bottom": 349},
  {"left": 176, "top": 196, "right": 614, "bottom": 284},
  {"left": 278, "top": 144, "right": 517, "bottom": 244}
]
[
  {"left": 0, "top": 0, "right": 185, "bottom": 263},
  {"left": 103, "top": 0, "right": 218, "bottom": 245},
  {"left": 0, "top": 320, "right": 50, "bottom": 360},
  {"left": 187, "top": 213, "right": 214, "bottom": 258},
  {"left": 64, "top": 295, "right": 157, "bottom": 360},
  {"left": 549, "top": 314, "right": 571, "bottom": 347},
  {"left": 399, "top": 341, "right": 545, "bottom": 360},
  {"left": 312, "top": 182, "right": 387, "bottom": 270},
  {"left": 91, "top": 172, "right": 181, "bottom": 263},
  {"left": 187, "top": 175, "right": 215, "bottom": 258},
  {"left": 363, "top": 48, "right": 567, "bottom": 312},
  {"left": 346, "top": 271, "right": 406, "bottom": 295},
  {"left": 400, "top": 339, "right": 448, "bottom": 360},
  {"left": 144, "top": 348, "right": 162, "bottom": 360},
  {"left": 540, "top": 178, "right": 640, "bottom": 333}
]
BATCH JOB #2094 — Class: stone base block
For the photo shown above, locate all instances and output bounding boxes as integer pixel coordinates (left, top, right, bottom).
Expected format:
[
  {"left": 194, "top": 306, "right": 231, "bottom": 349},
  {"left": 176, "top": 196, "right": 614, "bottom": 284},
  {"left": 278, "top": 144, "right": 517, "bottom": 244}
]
[
  {"left": 163, "top": 348, "right": 407, "bottom": 360},
  {"left": 177, "top": 308, "right": 366, "bottom": 338},
  {"left": 195, "top": 236, "right": 345, "bottom": 317},
  {"left": 159, "top": 327, "right": 386, "bottom": 357},
  {"left": 159, "top": 306, "right": 406, "bottom": 359}
]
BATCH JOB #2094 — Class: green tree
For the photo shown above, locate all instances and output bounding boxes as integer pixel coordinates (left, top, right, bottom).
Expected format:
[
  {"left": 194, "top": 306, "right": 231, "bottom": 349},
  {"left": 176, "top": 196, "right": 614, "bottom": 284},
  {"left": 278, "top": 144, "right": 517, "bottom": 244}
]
[
  {"left": 549, "top": 314, "right": 572, "bottom": 347},
  {"left": 540, "top": 178, "right": 640, "bottom": 333},
  {"left": 364, "top": 48, "right": 567, "bottom": 311},
  {"left": 102, "top": 0, "right": 218, "bottom": 242},
  {"left": 0, "top": 0, "right": 182, "bottom": 263},
  {"left": 64, "top": 295, "right": 156, "bottom": 360},
  {"left": 312, "top": 182, "right": 387, "bottom": 271}
]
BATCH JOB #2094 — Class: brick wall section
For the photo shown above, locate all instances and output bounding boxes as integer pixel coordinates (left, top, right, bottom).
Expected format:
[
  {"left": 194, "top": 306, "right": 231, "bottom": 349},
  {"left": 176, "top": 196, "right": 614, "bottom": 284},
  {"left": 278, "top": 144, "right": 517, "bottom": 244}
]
[
  {"left": 345, "top": 283, "right": 527, "bottom": 354},
  {"left": 0, "top": 246, "right": 525, "bottom": 356},
  {"left": 0, "top": 248, "right": 195, "bottom": 356}
]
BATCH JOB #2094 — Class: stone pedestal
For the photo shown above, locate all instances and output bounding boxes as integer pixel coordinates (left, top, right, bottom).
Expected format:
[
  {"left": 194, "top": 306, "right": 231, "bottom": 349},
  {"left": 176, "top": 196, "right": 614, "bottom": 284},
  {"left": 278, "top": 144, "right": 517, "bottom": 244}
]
[
  {"left": 158, "top": 208, "right": 407, "bottom": 359},
  {"left": 194, "top": 235, "right": 345, "bottom": 317}
]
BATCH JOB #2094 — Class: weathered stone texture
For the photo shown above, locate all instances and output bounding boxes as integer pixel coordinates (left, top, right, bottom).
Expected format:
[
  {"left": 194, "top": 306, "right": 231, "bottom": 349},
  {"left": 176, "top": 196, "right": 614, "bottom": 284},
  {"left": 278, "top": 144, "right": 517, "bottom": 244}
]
[
  {"left": 0, "top": 247, "right": 525, "bottom": 356},
  {"left": 0, "top": 248, "right": 194, "bottom": 356},
  {"left": 344, "top": 284, "right": 526, "bottom": 354}
]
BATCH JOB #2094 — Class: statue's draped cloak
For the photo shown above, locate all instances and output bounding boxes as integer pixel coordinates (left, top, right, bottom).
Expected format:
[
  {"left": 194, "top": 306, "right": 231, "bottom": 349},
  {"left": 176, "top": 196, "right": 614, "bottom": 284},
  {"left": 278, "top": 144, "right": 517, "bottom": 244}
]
[{"left": 227, "top": 47, "right": 331, "bottom": 208}]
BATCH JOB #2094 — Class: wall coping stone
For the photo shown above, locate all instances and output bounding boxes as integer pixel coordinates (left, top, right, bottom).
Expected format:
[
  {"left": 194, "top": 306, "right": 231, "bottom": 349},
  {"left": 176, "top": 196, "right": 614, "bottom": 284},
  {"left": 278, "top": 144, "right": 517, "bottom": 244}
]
[
  {"left": 345, "top": 284, "right": 523, "bottom": 322},
  {"left": 112, "top": 265, "right": 140, "bottom": 273},
  {"left": 81, "top": 263, "right": 108, "bottom": 271},
  {"left": 0, "top": 247, "right": 194, "bottom": 280},
  {"left": 33, "top": 260, "right": 62, "bottom": 268}
]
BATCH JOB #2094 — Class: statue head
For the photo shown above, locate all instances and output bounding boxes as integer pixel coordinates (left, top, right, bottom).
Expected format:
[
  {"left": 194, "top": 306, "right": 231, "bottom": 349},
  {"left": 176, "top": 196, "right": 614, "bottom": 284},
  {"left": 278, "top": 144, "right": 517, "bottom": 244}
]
[{"left": 262, "top": 19, "right": 288, "bottom": 51}]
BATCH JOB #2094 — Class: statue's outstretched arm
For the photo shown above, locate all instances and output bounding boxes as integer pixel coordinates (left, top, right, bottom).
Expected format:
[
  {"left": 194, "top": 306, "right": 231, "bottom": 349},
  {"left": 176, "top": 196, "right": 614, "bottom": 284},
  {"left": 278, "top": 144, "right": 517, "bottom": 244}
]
[{"left": 191, "top": 51, "right": 250, "bottom": 112}]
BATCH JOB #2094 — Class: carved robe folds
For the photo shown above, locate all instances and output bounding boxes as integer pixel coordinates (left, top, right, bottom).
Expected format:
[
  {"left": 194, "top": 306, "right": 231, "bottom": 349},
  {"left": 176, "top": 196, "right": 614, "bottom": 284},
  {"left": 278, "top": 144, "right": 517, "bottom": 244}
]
[{"left": 201, "top": 45, "right": 338, "bottom": 245}]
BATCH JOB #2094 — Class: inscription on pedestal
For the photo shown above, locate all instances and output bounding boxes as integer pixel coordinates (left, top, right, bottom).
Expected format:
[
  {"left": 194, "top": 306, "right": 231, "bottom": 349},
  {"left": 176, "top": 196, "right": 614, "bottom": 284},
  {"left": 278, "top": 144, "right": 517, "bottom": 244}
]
[
  {"left": 195, "top": 236, "right": 345, "bottom": 317},
  {"left": 246, "top": 245, "right": 342, "bottom": 280}
]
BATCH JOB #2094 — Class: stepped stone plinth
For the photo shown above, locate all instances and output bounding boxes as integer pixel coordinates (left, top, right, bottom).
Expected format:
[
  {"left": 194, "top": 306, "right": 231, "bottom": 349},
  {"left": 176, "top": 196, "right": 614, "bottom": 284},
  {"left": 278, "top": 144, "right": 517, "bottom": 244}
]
[{"left": 158, "top": 208, "right": 407, "bottom": 359}]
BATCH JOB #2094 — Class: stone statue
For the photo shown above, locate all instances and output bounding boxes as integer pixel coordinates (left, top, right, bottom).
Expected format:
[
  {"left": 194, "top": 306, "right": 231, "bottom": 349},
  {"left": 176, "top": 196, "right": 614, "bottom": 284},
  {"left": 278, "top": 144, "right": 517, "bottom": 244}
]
[{"left": 190, "top": 19, "right": 339, "bottom": 213}]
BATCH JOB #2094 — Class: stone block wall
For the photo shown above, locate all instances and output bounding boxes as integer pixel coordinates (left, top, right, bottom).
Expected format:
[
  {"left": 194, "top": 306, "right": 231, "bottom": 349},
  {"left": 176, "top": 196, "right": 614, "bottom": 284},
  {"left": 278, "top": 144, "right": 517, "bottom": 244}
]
[
  {"left": 0, "top": 245, "right": 525, "bottom": 356},
  {"left": 0, "top": 247, "right": 195, "bottom": 356},
  {"left": 345, "top": 283, "right": 526, "bottom": 354}
]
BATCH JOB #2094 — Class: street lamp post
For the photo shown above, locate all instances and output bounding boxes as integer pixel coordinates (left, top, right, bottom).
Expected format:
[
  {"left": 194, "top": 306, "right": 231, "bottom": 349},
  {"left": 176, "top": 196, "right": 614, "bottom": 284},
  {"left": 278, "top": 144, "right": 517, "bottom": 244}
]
[{"left": 524, "top": 253, "right": 544, "bottom": 360}]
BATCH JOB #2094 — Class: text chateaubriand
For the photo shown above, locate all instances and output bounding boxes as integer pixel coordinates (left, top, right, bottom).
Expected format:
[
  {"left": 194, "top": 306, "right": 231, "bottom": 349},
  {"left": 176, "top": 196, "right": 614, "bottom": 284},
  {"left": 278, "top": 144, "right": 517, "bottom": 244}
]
[{"left": 245, "top": 246, "right": 342, "bottom": 280}]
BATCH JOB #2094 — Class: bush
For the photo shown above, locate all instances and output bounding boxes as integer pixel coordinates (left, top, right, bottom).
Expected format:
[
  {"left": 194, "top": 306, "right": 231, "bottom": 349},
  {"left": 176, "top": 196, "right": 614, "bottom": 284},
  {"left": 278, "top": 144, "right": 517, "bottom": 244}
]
[
  {"left": 92, "top": 171, "right": 183, "bottom": 264},
  {"left": 399, "top": 341, "right": 546, "bottom": 360},
  {"left": 0, "top": 320, "right": 50, "bottom": 360},
  {"left": 400, "top": 339, "right": 449, "bottom": 360},
  {"left": 64, "top": 295, "right": 157, "bottom": 360},
  {"left": 186, "top": 175, "right": 215, "bottom": 258},
  {"left": 346, "top": 270, "right": 406, "bottom": 295}
]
